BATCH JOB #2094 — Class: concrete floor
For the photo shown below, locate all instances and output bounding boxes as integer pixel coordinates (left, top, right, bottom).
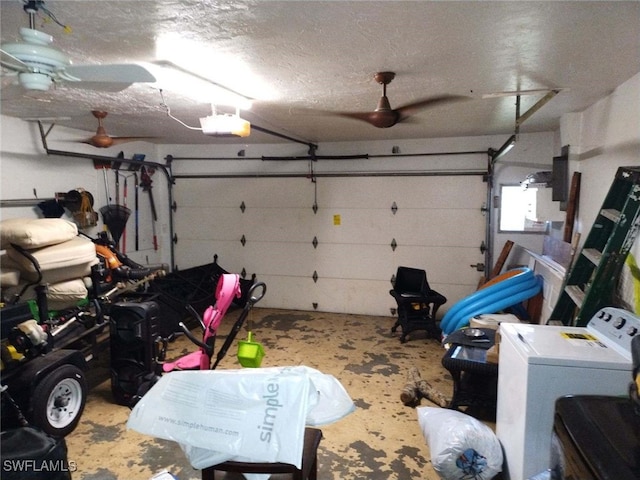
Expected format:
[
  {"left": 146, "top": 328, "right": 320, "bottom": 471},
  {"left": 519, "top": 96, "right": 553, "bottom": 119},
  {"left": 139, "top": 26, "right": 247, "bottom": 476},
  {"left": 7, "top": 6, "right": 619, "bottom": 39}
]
[{"left": 65, "top": 307, "right": 495, "bottom": 480}]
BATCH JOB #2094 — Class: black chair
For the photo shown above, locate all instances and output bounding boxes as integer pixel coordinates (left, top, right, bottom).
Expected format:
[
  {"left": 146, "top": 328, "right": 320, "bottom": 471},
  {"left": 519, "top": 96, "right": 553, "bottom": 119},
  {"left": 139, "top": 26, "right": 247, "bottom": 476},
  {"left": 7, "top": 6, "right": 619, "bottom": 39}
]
[{"left": 389, "top": 266, "right": 447, "bottom": 343}]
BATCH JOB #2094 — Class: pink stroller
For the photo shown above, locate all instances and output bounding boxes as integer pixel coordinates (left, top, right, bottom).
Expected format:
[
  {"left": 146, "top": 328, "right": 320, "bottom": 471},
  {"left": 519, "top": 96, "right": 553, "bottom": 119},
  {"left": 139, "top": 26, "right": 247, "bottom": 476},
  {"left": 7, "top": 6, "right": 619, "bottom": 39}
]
[{"left": 162, "top": 273, "right": 266, "bottom": 372}]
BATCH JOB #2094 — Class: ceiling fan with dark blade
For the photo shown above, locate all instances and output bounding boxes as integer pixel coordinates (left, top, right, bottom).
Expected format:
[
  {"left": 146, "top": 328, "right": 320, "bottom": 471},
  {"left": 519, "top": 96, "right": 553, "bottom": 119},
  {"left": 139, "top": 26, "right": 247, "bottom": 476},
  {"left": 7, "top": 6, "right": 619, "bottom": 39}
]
[
  {"left": 334, "top": 71, "right": 468, "bottom": 128},
  {"left": 82, "top": 111, "right": 154, "bottom": 148}
]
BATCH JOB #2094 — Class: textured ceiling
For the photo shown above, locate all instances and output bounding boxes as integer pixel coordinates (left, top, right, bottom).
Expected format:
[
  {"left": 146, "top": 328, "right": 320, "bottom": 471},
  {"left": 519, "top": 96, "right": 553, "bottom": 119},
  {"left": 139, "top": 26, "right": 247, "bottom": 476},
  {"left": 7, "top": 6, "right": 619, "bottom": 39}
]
[{"left": 1, "top": 0, "right": 639, "bottom": 147}]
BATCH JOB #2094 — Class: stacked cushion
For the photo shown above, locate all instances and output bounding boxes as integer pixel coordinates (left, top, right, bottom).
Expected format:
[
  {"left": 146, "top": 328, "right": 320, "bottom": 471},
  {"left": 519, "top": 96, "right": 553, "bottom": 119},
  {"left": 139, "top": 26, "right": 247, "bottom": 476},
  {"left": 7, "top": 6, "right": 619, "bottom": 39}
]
[
  {"left": 5, "top": 236, "right": 98, "bottom": 283},
  {"left": 1, "top": 218, "right": 97, "bottom": 310},
  {"left": 0, "top": 218, "right": 78, "bottom": 250}
]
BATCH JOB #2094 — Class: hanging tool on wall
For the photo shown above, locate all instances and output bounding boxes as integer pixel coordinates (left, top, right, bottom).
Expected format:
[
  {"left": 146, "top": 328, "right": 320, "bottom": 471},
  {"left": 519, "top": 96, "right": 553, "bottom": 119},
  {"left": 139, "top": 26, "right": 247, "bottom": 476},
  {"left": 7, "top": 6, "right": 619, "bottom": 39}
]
[
  {"left": 102, "top": 167, "right": 111, "bottom": 205},
  {"left": 140, "top": 165, "right": 158, "bottom": 251},
  {"left": 122, "top": 174, "right": 128, "bottom": 254},
  {"left": 128, "top": 154, "right": 145, "bottom": 252},
  {"left": 133, "top": 171, "right": 139, "bottom": 251},
  {"left": 113, "top": 151, "right": 123, "bottom": 206}
]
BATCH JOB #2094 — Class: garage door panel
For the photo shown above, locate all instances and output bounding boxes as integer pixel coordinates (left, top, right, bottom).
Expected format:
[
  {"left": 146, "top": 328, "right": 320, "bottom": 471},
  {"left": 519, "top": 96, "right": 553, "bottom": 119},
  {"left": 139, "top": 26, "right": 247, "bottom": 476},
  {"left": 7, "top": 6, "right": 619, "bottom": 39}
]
[
  {"left": 242, "top": 243, "right": 318, "bottom": 277},
  {"left": 392, "top": 210, "right": 485, "bottom": 246},
  {"left": 416, "top": 176, "right": 486, "bottom": 208},
  {"left": 176, "top": 178, "right": 315, "bottom": 208},
  {"left": 174, "top": 179, "right": 207, "bottom": 207},
  {"left": 240, "top": 208, "right": 315, "bottom": 243},
  {"left": 314, "top": 209, "right": 484, "bottom": 247},
  {"left": 183, "top": 215, "right": 242, "bottom": 242},
  {"left": 175, "top": 179, "right": 242, "bottom": 207},
  {"left": 401, "top": 176, "right": 486, "bottom": 208},
  {"left": 240, "top": 178, "right": 315, "bottom": 208},
  {"left": 312, "top": 208, "right": 394, "bottom": 244},
  {"left": 315, "top": 177, "right": 413, "bottom": 208},
  {"left": 265, "top": 276, "right": 396, "bottom": 316},
  {"left": 175, "top": 172, "right": 487, "bottom": 316},
  {"left": 183, "top": 178, "right": 314, "bottom": 208},
  {"left": 385, "top": 245, "right": 483, "bottom": 286},
  {"left": 173, "top": 239, "right": 237, "bottom": 270},
  {"left": 311, "top": 244, "right": 394, "bottom": 280},
  {"left": 317, "top": 178, "right": 391, "bottom": 209},
  {"left": 257, "top": 274, "right": 318, "bottom": 311},
  {"left": 176, "top": 207, "right": 245, "bottom": 241},
  {"left": 310, "top": 278, "right": 417, "bottom": 317},
  {"left": 317, "top": 176, "right": 486, "bottom": 209}
]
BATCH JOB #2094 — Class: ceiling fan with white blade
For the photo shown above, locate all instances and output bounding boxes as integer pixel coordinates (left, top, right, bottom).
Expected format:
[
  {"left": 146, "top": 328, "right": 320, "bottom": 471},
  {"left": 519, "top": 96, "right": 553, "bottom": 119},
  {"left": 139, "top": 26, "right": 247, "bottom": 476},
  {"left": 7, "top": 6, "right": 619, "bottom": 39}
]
[{"left": 0, "top": 1, "right": 155, "bottom": 92}]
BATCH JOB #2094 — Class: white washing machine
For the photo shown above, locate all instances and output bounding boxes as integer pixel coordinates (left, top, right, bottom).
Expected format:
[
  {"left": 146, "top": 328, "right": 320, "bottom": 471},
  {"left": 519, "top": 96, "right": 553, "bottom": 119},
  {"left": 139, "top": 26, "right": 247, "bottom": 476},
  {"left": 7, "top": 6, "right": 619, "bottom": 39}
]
[{"left": 496, "top": 306, "right": 639, "bottom": 480}]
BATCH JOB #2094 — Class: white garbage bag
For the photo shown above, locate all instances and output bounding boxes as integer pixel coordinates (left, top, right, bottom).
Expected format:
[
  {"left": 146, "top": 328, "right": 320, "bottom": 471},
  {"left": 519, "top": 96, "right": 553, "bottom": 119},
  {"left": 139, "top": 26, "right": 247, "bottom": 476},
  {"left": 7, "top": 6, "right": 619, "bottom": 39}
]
[{"left": 417, "top": 407, "right": 503, "bottom": 480}]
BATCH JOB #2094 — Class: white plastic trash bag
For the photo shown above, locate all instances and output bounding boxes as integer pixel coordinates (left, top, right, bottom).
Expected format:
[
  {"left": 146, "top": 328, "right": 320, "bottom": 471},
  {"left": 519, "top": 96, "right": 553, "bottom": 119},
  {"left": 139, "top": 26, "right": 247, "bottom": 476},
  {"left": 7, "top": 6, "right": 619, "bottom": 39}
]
[
  {"left": 128, "top": 367, "right": 310, "bottom": 467},
  {"left": 127, "top": 366, "right": 354, "bottom": 470},
  {"left": 305, "top": 367, "right": 356, "bottom": 426},
  {"left": 417, "top": 407, "right": 503, "bottom": 480}
]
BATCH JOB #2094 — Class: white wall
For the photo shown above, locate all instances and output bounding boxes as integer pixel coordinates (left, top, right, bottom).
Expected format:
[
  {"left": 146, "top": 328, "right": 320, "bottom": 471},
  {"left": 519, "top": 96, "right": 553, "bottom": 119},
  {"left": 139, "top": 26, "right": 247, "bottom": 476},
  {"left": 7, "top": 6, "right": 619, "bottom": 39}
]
[{"left": 560, "top": 72, "right": 640, "bottom": 311}]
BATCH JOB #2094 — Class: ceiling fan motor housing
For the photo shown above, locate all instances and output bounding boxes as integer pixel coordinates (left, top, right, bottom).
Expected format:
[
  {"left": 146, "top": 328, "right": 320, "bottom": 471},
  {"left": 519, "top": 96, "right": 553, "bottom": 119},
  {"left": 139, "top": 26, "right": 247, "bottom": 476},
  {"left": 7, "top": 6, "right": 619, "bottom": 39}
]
[
  {"left": 2, "top": 28, "right": 71, "bottom": 90},
  {"left": 370, "top": 108, "right": 399, "bottom": 128},
  {"left": 18, "top": 72, "right": 53, "bottom": 90},
  {"left": 91, "top": 128, "right": 114, "bottom": 148}
]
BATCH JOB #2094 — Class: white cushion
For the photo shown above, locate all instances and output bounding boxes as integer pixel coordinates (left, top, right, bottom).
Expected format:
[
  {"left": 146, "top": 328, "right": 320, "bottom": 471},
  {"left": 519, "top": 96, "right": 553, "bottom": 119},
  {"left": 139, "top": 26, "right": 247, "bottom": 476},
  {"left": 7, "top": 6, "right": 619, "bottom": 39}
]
[
  {"left": 47, "top": 278, "right": 89, "bottom": 310},
  {"left": 6, "top": 236, "right": 98, "bottom": 283},
  {"left": 4, "top": 278, "right": 89, "bottom": 311},
  {"left": 0, "top": 218, "right": 78, "bottom": 250}
]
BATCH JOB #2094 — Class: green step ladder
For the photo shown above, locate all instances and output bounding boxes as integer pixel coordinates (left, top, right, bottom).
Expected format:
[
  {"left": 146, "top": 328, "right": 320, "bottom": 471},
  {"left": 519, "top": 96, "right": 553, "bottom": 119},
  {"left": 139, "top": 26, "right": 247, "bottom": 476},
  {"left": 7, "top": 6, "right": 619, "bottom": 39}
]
[{"left": 549, "top": 166, "right": 640, "bottom": 326}]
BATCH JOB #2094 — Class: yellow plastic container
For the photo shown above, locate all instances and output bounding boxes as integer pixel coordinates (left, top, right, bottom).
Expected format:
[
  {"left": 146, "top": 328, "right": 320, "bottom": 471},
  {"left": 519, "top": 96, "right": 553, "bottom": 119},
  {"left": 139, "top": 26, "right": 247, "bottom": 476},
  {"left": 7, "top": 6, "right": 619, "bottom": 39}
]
[{"left": 237, "top": 332, "right": 265, "bottom": 368}]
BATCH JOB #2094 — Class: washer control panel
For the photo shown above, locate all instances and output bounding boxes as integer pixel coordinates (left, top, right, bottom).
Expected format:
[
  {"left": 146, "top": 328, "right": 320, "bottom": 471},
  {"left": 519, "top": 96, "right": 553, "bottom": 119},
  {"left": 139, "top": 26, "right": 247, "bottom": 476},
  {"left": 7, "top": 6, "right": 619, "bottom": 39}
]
[{"left": 587, "top": 306, "right": 640, "bottom": 356}]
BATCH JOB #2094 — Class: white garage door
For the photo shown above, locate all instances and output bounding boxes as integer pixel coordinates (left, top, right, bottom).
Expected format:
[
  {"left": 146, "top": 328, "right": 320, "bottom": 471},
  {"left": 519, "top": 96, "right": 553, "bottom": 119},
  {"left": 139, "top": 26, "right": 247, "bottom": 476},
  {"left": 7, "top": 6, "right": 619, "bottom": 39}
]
[{"left": 173, "top": 174, "right": 487, "bottom": 316}]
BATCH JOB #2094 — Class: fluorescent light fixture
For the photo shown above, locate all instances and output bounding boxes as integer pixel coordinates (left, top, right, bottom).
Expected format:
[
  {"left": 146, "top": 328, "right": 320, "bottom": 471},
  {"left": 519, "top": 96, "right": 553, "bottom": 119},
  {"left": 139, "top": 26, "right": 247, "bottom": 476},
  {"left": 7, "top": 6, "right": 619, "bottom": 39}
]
[
  {"left": 492, "top": 134, "right": 517, "bottom": 162},
  {"left": 199, "top": 105, "right": 250, "bottom": 138}
]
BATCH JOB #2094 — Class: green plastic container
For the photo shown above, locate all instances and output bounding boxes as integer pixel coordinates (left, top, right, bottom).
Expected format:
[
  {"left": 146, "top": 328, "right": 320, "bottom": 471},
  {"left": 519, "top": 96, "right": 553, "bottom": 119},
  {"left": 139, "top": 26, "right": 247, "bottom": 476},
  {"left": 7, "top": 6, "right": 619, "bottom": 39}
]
[{"left": 237, "top": 332, "right": 265, "bottom": 368}]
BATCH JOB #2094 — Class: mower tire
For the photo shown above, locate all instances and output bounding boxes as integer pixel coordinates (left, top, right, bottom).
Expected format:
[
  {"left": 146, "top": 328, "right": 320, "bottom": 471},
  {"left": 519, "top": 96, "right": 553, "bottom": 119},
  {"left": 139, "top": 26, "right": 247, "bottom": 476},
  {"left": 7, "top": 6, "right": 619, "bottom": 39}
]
[{"left": 31, "top": 364, "right": 87, "bottom": 437}]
